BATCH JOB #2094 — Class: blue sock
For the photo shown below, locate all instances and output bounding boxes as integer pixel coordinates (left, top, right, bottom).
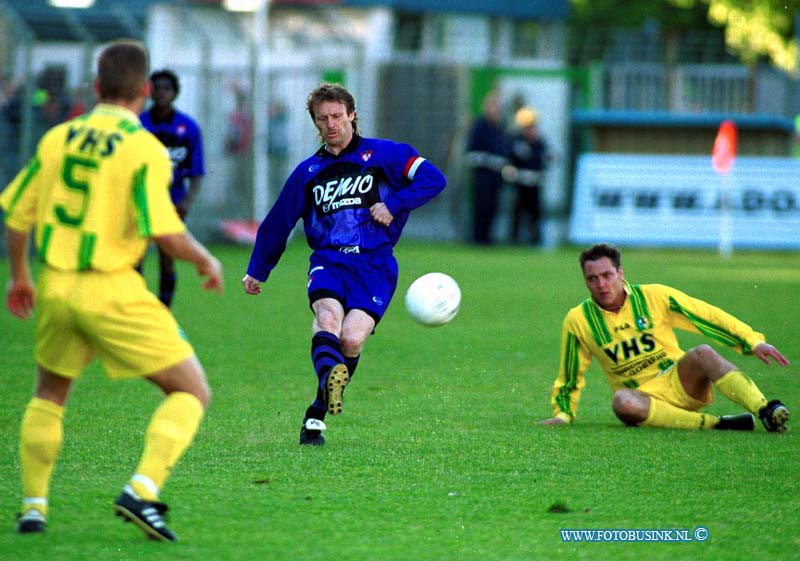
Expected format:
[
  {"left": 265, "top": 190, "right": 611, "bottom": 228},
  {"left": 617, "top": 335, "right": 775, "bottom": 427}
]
[{"left": 305, "top": 404, "right": 327, "bottom": 422}]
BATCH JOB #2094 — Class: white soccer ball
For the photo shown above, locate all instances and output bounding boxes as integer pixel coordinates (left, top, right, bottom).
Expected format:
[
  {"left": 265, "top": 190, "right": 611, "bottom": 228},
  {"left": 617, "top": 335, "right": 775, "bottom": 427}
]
[{"left": 404, "top": 272, "right": 461, "bottom": 326}]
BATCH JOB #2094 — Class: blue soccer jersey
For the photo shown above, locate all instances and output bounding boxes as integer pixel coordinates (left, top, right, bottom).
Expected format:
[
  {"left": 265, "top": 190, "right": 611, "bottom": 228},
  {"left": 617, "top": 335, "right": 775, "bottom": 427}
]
[
  {"left": 247, "top": 135, "right": 446, "bottom": 282},
  {"left": 140, "top": 108, "right": 205, "bottom": 204}
]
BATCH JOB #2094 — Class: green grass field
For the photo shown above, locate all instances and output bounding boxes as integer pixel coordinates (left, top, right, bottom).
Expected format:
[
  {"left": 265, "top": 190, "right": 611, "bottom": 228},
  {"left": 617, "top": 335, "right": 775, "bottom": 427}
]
[{"left": 1, "top": 241, "right": 798, "bottom": 561}]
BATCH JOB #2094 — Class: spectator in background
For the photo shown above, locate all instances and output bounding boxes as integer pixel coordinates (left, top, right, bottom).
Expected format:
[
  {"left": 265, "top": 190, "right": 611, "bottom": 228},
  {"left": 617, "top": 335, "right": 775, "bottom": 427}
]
[
  {"left": 65, "top": 83, "right": 92, "bottom": 120},
  {"left": 2, "top": 83, "right": 70, "bottom": 183},
  {"left": 1, "top": 81, "right": 20, "bottom": 180},
  {"left": 140, "top": 69, "right": 206, "bottom": 308},
  {"left": 225, "top": 84, "right": 253, "bottom": 218},
  {"left": 225, "top": 85, "right": 252, "bottom": 156},
  {"left": 507, "top": 91, "right": 527, "bottom": 125},
  {"left": 32, "top": 88, "right": 67, "bottom": 145},
  {"left": 267, "top": 99, "right": 289, "bottom": 204},
  {"left": 38, "top": 88, "right": 67, "bottom": 127},
  {"left": 465, "top": 90, "right": 508, "bottom": 245},
  {"left": 504, "top": 107, "right": 552, "bottom": 245}
]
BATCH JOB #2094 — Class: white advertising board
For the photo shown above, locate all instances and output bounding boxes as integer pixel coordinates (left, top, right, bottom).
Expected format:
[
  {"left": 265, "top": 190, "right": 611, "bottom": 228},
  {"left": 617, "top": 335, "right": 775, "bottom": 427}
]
[{"left": 569, "top": 153, "right": 800, "bottom": 249}]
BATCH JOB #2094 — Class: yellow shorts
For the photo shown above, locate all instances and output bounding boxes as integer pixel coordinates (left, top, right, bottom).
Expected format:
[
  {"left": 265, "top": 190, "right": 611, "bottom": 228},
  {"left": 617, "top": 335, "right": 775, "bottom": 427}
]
[
  {"left": 35, "top": 267, "right": 195, "bottom": 379},
  {"left": 638, "top": 363, "right": 714, "bottom": 412}
]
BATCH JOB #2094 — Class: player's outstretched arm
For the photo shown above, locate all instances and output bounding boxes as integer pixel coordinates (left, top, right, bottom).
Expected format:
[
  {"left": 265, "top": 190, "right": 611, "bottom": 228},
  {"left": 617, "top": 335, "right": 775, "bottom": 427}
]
[
  {"left": 752, "top": 342, "right": 790, "bottom": 367},
  {"left": 241, "top": 274, "right": 262, "bottom": 295},
  {"left": 153, "top": 231, "right": 223, "bottom": 294},
  {"left": 4, "top": 226, "right": 35, "bottom": 319}
]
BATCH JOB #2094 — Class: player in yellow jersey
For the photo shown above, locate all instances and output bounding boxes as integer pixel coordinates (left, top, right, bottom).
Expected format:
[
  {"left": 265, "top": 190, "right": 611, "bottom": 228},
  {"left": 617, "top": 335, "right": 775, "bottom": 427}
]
[
  {"left": 2, "top": 40, "right": 223, "bottom": 542},
  {"left": 539, "top": 243, "right": 789, "bottom": 432}
]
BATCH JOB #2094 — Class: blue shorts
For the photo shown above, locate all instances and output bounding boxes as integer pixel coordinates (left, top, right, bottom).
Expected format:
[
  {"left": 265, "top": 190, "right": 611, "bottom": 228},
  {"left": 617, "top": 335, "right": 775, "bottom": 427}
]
[{"left": 307, "top": 250, "right": 398, "bottom": 324}]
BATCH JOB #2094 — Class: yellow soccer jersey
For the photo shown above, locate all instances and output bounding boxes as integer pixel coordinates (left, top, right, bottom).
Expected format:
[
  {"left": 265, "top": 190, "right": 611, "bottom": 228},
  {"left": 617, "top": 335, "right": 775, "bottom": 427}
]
[
  {"left": 0, "top": 103, "right": 184, "bottom": 272},
  {"left": 550, "top": 282, "right": 765, "bottom": 421}
]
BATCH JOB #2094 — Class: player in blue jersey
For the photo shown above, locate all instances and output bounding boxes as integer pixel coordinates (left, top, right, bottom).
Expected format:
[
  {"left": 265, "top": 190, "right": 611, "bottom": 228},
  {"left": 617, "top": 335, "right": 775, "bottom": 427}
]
[
  {"left": 140, "top": 70, "right": 205, "bottom": 307},
  {"left": 242, "top": 83, "right": 447, "bottom": 445}
]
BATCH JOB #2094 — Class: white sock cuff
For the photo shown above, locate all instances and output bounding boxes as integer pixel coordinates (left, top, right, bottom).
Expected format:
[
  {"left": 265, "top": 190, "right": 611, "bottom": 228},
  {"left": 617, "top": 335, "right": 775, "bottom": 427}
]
[
  {"left": 23, "top": 497, "right": 48, "bottom": 507},
  {"left": 131, "top": 474, "right": 160, "bottom": 498}
]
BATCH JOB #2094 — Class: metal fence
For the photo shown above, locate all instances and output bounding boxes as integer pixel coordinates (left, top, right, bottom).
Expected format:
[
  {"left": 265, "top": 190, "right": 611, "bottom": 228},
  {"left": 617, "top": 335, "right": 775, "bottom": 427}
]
[{"left": 599, "top": 62, "right": 799, "bottom": 117}]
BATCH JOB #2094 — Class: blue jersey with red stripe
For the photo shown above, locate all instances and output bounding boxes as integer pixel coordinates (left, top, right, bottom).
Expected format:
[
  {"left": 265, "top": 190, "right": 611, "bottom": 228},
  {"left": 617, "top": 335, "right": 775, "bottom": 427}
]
[
  {"left": 247, "top": 135, "right": 446, "bottom": 282},
  {"left": 139, "top": 108, "right": 205, "bottom": 204}
]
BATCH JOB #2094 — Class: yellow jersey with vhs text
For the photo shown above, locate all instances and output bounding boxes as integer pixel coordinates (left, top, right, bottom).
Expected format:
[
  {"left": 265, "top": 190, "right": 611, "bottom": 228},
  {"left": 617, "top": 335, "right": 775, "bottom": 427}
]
[
  {"left": 550, "top": 282, "right": 765, "bottom": 421},
  {"left": 1, "top": 103, "right": 184, "bottom": 271}
]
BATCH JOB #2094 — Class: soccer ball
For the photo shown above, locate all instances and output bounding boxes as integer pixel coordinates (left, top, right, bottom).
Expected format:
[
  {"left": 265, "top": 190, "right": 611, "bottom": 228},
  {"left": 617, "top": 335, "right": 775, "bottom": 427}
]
[{"left": 404, "top": 272, "right": 461, "bottom": 326}]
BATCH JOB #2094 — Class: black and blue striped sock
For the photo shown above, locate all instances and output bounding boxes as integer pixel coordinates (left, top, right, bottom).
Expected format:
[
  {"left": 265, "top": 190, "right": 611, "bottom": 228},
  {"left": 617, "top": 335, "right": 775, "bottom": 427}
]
[{"left": 309, "top": 331, "right": 344, "bottom": 413}]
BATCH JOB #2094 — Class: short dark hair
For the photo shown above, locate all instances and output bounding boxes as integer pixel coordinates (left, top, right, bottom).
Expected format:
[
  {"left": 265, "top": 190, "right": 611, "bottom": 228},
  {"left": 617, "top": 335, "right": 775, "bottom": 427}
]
[
  {"left": 306, "top": 83, "right": 359, "bottom": 135},
  {"left": 96, "top": 40, "right": 149, "bottom": 101},
  {"left": 150, "top": 69, "right": 180, "bottom": 94},
  {"left": 579, "top": 243, "right": 621, "bottom": 270}
]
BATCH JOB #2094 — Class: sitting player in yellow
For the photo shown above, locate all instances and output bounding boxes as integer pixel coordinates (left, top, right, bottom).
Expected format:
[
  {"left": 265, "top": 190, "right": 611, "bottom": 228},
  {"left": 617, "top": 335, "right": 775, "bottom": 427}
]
[
  {"left": 539, "top": 243, "right": 789, "bottom": 432},
  {"left": 2, "top": 40, "right": 223, "bottom": 541}
]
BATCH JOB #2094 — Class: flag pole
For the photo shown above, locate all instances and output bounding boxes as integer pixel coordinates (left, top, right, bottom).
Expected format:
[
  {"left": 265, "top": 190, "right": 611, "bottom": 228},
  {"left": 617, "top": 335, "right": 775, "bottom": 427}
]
[
  {"left": 718, "top": 174, "right": 733, "bottom": 259},
  {"left": 711, "top": 120, "right": 737, "bottom": 259}
]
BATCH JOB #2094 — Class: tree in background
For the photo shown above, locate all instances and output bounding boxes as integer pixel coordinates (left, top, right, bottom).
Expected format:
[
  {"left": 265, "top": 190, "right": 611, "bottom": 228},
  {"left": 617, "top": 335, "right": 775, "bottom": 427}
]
[
  {"left": 676, "top": 0, "right": 799, "bottom": 73},
  {"left": 570, "top": 0, "right": 708, "bottom": 29},
  {"left": 570, "top": 0, "right": 799, "bottom": 74}
]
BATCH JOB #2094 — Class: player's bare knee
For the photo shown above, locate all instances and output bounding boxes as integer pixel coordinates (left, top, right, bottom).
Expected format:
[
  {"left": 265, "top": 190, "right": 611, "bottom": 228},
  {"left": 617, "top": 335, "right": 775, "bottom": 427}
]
[
  {"left": 147, "top": 357, "right": 211, "bottom": 408},
  {"left": 174, "top": 380, "right": 211, "bottom": 408},
  {"left": 194, "top": 384, "right": 211, "bottom": 409},
  {"left": 172, "top": 374, "right": 211, "bottom": 408},
  {"left": 185, "top": 363, "right": 212, "bottom": 408},
  {"left": 339, "top": 333, "right": 366, "bottom": 357},
  {"left": 313, "top": 311, "right": 341, "bottom": 335},
  {"left": 612, "top": 389, "right": 649, "bottom": 425},
  {"left": 685, "top": 344, "right": 717, "bottom": 364},
  {"left": 682, "top": 344, "right": 732, "bottom": 380}
]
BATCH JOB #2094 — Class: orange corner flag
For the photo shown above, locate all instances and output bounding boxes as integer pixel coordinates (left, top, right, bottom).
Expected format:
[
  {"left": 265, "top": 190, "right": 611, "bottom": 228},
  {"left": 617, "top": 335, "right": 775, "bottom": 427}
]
[{"left": 712, "top": 120, "right": 737, "bottom": 174}]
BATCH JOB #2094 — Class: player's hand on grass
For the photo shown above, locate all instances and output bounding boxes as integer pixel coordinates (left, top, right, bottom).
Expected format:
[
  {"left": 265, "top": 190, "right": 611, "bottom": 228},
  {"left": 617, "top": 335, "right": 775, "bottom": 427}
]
[
  {"left": 6, "top": 280, "right": 35, "bottom": 319},
  {"left": 198, "top": 256, "right": 224, "bottom": 294},
  {"left": 752, "top": 342, "right": 790, "bottom": 367},
  {"left": 242, "top": 274, "right": 262, "bottom": 295},
  {"left": 538, "top": 417, "right": 567, "bottom": 426}
]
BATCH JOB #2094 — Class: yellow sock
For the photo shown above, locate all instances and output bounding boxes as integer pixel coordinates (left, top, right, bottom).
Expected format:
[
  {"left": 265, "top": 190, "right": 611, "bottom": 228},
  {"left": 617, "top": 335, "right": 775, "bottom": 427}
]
[
  {"left": 131, "top": 392, "right": 204, "bottom": 501},
  {"left": 714, "top": 370, "right": 768, "bottom": 415},
  {"left": 640, "top": 397, "right": 717, "bottom": 430},
  {"left": 20, "top": 397, "right": 65, "bottom": 516}
]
